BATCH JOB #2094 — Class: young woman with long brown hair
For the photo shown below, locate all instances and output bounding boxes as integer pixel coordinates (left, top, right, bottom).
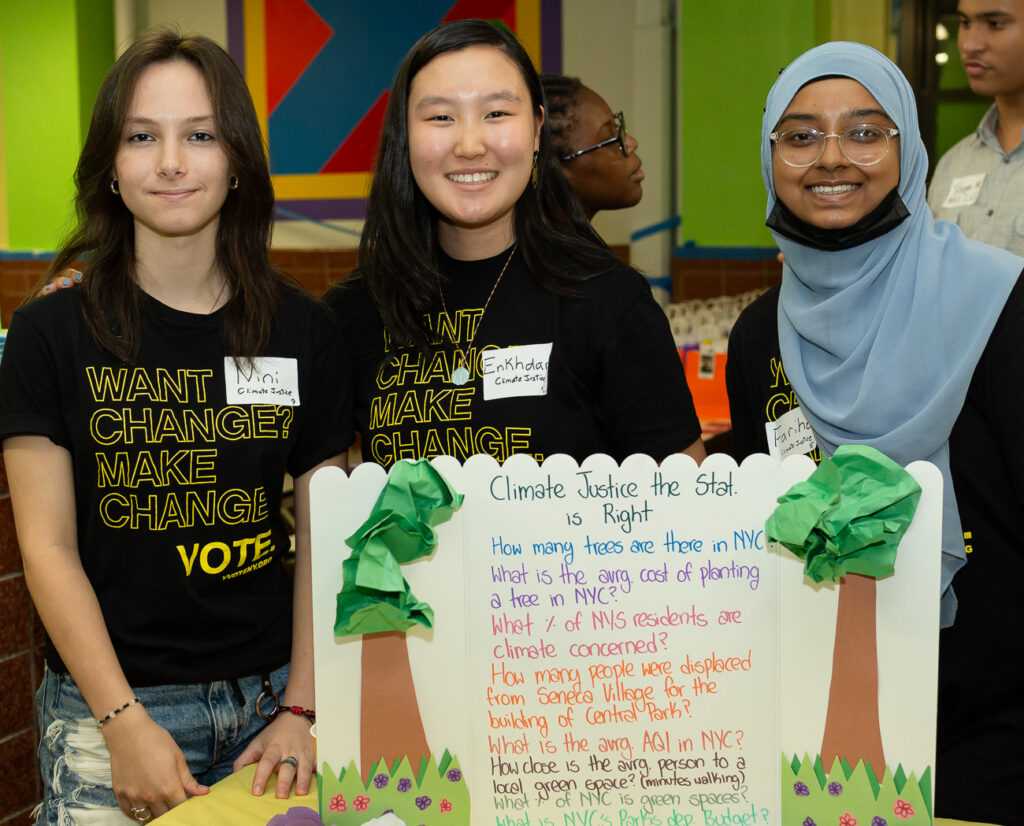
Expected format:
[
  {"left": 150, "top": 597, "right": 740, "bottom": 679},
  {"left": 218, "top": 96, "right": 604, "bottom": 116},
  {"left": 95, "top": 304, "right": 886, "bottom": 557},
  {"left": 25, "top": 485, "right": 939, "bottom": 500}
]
[{"left": 0, "top": 31, "right": 349, "bottom": 824}]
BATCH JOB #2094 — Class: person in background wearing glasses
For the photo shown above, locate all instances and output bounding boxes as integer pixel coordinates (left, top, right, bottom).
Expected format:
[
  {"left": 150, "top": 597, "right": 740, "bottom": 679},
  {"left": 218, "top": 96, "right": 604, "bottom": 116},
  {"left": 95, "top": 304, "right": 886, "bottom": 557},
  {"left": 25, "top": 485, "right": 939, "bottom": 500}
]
[
  {"left": 541, "top": 74, "right": 644, "bottom": 220},
  {"left": 729, "top": 41, "right": 1024, "bottom": 824},
  {"left": 927, "top": 0, "right": 1024, "bottom": 255}
]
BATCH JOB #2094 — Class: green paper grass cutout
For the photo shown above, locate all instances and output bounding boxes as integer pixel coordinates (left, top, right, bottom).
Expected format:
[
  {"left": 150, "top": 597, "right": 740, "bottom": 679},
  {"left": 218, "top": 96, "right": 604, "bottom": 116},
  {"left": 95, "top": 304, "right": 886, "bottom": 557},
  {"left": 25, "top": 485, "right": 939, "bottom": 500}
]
[
  {"left": 918, "top": 767, "right": 933, "bottom": 817},
  {"left": 766, "top": 445, "right": 921, "bottom": 583},
  {"left": 782, "top": 753, "right": 933, "bottom": 825},
  {"left": 893, "top": 764, "right": 907, "bottom": 794},
  {"left": 318, "top": 751, "right": 470, "bottom": 825},
  {"left": 335, "top": 459, "right": 464, "bottom": 637},
  {"left": 864, "top": 761, "right": 881, "bottom": 799},
  {"left": 813, "top": 754, "right": 827, "bottom": 790}
]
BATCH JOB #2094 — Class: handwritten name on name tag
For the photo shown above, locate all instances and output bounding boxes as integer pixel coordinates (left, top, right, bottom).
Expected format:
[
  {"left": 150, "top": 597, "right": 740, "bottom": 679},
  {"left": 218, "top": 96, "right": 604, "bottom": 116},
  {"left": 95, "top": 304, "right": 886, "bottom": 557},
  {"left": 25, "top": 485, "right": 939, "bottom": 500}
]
[
  {"left": 942, "top": 173, "right": 985, "bottom": 209},
  {"left": 765, "top": 406, "right": 817, "bottom": 460},
  {"left": 224, "top": 357, "right": 300, "bottom": 406},
  {"left": 482, "top": 343, "right": 553, "bottom": 401}
]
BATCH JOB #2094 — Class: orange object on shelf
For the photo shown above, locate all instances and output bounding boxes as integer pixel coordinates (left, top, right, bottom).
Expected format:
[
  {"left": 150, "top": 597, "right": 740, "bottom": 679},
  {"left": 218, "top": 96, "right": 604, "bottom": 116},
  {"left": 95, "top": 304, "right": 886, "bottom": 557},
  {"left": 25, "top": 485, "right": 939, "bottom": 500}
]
[{"left": 680, "top": 348, "right": 731, "bottom": 434}]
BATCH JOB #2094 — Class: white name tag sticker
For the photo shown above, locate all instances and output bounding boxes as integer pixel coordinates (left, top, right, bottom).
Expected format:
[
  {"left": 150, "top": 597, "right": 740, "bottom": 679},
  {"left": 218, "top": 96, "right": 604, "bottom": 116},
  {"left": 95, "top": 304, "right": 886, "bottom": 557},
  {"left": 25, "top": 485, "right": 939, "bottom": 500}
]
[
  {"left": 224, "top": 357, "right": 300, "bottom": 406},
  {"left": 765, "top": 406, "right": 817, "bottom": 460},
  {"left": 482, "top": 343, "right": 553, "bottom": 401},
  {"left": 942, "top": 173, "right": 986, "bottom": 209}
]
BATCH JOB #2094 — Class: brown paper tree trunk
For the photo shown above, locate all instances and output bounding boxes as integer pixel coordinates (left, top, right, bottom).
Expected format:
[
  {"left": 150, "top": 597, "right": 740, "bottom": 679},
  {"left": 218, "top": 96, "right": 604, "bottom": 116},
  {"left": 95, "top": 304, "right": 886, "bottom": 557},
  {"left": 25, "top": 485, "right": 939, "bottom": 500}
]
[
  {"left": 360, "top": 630, "right": 431, "bottom": 781},
  {"left": 820, "top": 573, "right": 886, "bottom": 780}
]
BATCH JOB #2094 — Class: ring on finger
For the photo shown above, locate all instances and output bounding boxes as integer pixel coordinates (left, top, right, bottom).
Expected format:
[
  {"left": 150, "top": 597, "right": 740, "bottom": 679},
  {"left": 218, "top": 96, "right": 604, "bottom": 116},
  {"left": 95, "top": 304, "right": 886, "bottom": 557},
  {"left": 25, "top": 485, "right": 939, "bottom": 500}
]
[
  {"left": 279, "top": 755, "right": 299, "bottom": 769},
  {"left": 129, "top": 805, "right": 152, "bottom": 823}
]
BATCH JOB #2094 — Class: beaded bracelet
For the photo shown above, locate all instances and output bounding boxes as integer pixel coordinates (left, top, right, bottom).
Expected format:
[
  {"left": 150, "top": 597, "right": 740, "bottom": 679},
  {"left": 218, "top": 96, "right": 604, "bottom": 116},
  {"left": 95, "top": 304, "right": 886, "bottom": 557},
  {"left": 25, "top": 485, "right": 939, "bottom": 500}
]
[
  {"left": 277, "top": 705, "right": 316, "bottom": 723},
  {"left": 96, "top": 697, "right": 141, "bottom": 727}
]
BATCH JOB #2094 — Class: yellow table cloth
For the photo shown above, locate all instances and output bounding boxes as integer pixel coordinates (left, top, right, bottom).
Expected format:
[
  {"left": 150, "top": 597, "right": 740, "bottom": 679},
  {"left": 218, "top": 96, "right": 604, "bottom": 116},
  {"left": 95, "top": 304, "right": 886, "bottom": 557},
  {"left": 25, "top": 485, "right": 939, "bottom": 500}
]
[
  {"left": 153, "top": 765, "right": 314, "bottom": 824},
  {"left": 152, "top": 769, "right": 997, "bottom": 826}
]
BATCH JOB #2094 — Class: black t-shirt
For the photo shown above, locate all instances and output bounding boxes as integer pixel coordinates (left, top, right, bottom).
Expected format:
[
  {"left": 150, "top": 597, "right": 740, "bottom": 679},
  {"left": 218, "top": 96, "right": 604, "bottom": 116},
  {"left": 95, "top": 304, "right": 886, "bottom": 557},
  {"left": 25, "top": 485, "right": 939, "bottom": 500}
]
[
  {"left": 0, "top": 285, "right": 352, "bottom": 686},
  {"left": 326, "top": 248, "right": 700, "bottom": 468},
  {"left": 725, "top": 286, "right": 822, "bottom": 463},
  {"left": 726, "top": 277, "right": 1024, "bottom": 824}
]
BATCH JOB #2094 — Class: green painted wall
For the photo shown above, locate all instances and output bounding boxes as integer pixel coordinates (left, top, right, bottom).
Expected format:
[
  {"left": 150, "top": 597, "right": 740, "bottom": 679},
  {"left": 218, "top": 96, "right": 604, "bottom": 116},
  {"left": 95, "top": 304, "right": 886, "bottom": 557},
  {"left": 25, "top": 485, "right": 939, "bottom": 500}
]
[
  {"left": 936, "top": 99, "right": 990, "bottom": 159},
  {"left": 678, "top": 1, "right": 825, "bottom": 248},
  {"left": 0, "top": 51, "right": 8, "bottom": 248},
  {"left": 0, "top": 0, "right": 113, "bottom": 250},
  {"left": 76, "top": 1, "right": 115, "bottom": 143},
  {"left": 934, "top": 33, "right": 989, "bottom": 161}
]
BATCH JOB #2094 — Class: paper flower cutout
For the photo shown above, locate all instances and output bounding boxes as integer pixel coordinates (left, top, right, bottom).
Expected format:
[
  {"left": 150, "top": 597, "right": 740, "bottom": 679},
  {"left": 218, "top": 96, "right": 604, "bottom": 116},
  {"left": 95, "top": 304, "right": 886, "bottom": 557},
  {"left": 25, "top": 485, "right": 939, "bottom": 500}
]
[
  {"left": 373, "top": 773, "right": 390, "bottom": 789},
  {"left": 802, "top": 818, "right": 817, "bottom": 826},
  {"left": 328, "top": 795, "right": 346, "bottom": 812},
  {"left": 415, "top": 795, "right": 432, "bottom": 811},
  {"left": 893, "top": 800, "right": 914, "bottom": 819},
  {"left": 828, "top": 781, "right": 843, "bottom": 796},
  {"left": 871, "top": 817, "right": 888, "bottom": 826},
  {"left": 446, "top": 768, "right": 462, "bottom": 782},
  {"left": 396, "top": 777, "right": 412, "bottom": 793},
  {"left": 440, "top": 799, "right": 452, "bottom": 813},
  {"left": 766, "top": 445, "right": 921, "bottom": 583},
  {"left": 793, "top": 781, "right": 810, "bottom": 796},
  {"left": 266, "top": 807, "right": 324, "bottom": 826},
  {"left": 839, "top": 814, "right": 857, "bottom": 826},
  {"left": 353, "top": 795, "right": 370, "bottom": 812}
]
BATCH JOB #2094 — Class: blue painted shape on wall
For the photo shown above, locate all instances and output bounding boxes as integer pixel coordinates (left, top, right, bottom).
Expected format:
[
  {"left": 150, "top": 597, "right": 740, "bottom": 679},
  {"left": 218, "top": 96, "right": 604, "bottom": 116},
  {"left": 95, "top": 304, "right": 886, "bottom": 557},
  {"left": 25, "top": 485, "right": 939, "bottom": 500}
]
[{"left": 269, "top": 1, "right": 454, "bottom": 174}]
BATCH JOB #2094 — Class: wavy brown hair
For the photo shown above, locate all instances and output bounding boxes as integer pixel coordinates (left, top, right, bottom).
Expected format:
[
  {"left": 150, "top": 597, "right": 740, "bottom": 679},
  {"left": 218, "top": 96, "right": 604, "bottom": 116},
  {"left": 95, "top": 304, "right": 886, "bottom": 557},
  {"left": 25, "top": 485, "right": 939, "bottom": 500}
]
[{"left": 43, "top": 29, "right": 287, "bottom": 362}]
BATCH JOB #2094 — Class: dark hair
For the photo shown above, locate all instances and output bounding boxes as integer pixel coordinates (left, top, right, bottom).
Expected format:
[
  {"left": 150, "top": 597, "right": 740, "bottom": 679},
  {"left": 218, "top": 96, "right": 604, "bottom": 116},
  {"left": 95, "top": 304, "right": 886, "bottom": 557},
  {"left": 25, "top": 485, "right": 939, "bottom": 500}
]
[
  {"left": 540, "top": 73, "right": 583, "bottom": 159},
  {"left": 358, "top": 19, "right": 618, "bottom": 348},
  {"left": 44, "top": 29, "right": 287, "bottom": 363}
]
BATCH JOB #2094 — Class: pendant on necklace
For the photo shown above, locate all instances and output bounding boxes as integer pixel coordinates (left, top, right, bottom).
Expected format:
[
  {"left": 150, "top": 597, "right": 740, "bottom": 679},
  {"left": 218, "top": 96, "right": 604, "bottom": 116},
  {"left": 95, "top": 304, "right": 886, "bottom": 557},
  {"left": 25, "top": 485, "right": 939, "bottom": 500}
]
[{"left": 451, "top": 366, "right": 470, "bottom": 386}]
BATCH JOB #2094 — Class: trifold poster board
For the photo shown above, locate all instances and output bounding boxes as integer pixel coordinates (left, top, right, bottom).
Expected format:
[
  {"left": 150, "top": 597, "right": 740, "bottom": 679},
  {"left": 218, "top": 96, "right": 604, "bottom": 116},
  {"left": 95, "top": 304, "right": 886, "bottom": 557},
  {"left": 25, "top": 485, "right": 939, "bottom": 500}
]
[{"left": 310, "top": 454, "right": 942, "bottom": 826}]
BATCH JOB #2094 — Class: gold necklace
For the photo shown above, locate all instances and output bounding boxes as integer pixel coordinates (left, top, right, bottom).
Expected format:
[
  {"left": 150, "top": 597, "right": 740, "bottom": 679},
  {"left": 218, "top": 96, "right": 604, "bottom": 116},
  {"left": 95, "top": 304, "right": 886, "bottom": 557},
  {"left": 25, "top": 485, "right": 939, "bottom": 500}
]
[{"left": 438, "top": 244, "right": 517, "bottom": 386}]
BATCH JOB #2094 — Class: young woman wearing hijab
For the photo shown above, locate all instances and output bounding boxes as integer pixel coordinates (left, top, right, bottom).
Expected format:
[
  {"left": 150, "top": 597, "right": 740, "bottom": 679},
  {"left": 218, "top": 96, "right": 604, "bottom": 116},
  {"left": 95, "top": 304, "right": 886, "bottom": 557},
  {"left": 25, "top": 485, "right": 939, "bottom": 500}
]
[
  {"left": 541, "top": 74, "right": 645, "bottom": 220},
  {"left": 326, "top": 20, "right": 703, "bottom": 469},
  {"left": 0, "top": 32, "right": 350, "bottom": 823},
  {"left": 726, "top": 41, "right": 1023, "bottom": 823}
]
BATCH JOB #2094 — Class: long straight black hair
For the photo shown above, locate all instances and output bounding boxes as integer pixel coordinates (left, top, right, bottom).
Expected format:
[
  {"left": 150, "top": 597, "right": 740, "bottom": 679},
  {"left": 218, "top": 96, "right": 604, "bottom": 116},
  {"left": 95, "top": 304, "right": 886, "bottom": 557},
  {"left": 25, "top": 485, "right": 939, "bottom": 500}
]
[
  {"left": 358, "top": 19, "right": 619, "bottom": 348},
  {"left": 44, "top": 30, "right": 288, "bottom": 363}
]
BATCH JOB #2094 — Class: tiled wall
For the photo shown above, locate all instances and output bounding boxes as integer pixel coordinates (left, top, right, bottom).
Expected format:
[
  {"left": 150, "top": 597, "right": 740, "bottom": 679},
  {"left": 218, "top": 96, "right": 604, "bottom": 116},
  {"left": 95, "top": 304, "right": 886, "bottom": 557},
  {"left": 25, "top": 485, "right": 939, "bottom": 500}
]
[
  {"left": 671, "top": 257, "right": 783, "bottom": 300},
  {"left": 0, "top": 251, "right": 361, "bottom": 326},
  {"left": 0, "top": 246, "right": 634, "bottom": 324},
  {"left": 0, "top": 456, "right": 41, "bottom": 826},
  {"left": 269, "top": 249, "right": 358, "bottom": 298},
  {"left": 0, "top": 261, "right": 49, "bottom": 328}
]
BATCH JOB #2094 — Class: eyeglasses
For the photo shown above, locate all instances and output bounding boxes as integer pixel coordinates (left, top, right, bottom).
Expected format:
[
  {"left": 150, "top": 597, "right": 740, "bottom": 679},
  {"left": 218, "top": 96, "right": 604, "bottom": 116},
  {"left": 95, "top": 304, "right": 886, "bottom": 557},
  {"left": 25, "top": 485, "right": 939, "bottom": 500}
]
[
  {"left": 561, "top": 112, "right": 628, "bottom": 161},
  {"left": 769, "top": 124, "right": 900, "bottom": 167}
]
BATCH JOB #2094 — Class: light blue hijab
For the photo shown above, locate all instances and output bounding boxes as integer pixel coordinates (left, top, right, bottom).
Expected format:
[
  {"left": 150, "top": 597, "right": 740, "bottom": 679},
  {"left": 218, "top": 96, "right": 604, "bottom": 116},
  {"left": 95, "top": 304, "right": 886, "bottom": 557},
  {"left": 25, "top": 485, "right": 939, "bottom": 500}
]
[{"left": 762, "top": 42, "right": 1023, "bottom": 626}]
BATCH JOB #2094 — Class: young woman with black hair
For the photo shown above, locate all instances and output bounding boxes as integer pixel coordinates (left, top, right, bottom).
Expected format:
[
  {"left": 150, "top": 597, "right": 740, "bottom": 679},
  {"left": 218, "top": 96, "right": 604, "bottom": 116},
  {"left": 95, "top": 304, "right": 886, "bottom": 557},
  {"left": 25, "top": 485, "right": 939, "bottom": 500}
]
[
  {"left": 327, "top": 20, "right": 702, "bottom": 469},
  {"left": 0, "top": 31, "right": 350, "bottom": 824}
]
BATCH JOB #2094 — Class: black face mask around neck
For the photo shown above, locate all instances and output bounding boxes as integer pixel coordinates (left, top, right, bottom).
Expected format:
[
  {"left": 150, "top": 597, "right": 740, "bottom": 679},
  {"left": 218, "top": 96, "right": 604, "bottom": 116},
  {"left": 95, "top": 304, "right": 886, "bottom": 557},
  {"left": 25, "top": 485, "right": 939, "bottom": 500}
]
[{"left": 766, "top": 187, "right": 910, "bottom": 251}]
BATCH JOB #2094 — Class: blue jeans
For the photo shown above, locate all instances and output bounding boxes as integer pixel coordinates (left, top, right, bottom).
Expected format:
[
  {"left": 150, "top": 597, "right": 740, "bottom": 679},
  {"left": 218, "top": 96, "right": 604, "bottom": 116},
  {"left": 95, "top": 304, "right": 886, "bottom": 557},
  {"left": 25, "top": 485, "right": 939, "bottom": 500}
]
[{"left": 34, "top": 664, "right": 289, "bottom": 826}]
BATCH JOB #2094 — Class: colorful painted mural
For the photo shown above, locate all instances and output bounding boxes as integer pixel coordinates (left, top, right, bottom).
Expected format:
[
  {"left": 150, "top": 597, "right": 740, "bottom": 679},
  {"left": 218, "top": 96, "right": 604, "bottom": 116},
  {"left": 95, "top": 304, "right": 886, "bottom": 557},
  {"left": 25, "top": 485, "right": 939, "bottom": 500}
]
[{"left": 228, "top": 0, "right": 561, "bottom": 219}]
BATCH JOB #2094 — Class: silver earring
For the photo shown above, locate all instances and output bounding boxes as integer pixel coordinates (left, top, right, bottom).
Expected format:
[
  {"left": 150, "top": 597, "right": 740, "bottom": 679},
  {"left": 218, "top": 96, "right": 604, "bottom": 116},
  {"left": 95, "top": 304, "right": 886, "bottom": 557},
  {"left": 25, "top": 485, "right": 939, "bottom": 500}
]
[
  {"left": 110, "top": 179, "right": 120, "bottom": 195},
  {"left": 229, "top": 175, "right": 239, "bottom": 190}
]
